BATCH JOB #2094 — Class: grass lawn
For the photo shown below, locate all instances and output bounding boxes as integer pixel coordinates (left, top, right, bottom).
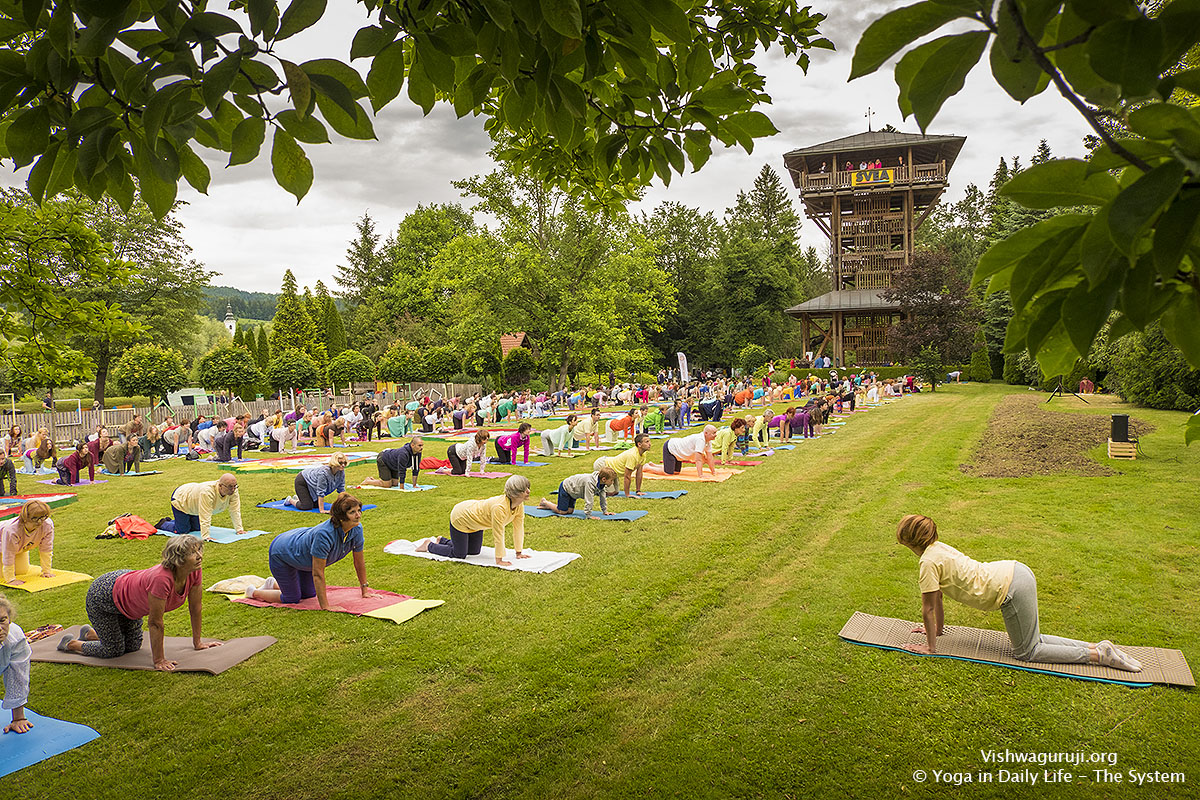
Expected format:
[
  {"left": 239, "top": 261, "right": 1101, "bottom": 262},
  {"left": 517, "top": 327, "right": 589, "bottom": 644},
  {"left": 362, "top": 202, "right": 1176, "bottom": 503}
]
[{"left": 7, "top": 383, "right": 1200, "bottom": 798}]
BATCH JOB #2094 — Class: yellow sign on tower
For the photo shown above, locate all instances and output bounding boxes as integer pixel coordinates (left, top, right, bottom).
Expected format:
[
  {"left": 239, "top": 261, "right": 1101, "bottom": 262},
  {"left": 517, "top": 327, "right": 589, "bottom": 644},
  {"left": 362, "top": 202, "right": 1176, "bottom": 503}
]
[{"left": 851, "top": 168, "right": 894, "bottom": 187}]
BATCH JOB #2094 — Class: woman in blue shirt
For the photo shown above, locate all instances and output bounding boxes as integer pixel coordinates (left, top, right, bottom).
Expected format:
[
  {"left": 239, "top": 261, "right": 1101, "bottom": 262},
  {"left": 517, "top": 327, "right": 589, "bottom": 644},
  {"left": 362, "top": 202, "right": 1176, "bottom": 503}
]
[
  {"left": 285, "top": 453, "right": 347, "bottom": 512},
  {"left": 247, "top": 494, "right": 374, "bottom": 611}
]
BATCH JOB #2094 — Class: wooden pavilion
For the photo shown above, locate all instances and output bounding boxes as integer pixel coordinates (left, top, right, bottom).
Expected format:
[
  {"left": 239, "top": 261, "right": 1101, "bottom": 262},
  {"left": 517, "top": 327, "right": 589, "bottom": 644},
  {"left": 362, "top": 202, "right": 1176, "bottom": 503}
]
[{"left": 781, "top": 130, "right": 966, "bottom": 365}]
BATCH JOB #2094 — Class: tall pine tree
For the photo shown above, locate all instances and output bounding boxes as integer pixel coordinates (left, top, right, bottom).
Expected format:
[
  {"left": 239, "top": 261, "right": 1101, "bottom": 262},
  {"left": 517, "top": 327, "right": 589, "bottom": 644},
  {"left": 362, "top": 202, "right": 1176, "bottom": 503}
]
[
  {"left": 316, "top": 281, "right": 347, "bottom": 358},
  {"left": 232, "top": 326, "right": 244, "bottom": 348},
  {"left": 335, "top": 212, "right": 385, "bottom": 304},
  {"left": 271, "top": 270, "right": 318, "bottom": 358},
  {"left": 254, "top": 326, "right": 270, "bottom": 369}
]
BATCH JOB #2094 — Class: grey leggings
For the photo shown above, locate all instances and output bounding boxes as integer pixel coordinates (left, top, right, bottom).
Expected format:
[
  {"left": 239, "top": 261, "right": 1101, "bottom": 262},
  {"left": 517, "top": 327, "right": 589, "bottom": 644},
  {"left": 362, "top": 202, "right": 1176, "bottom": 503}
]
[
  {"left": 1000, "top": 562, "right": 1091, "bottom": 664},
  {"left": 81, "top": 569, "right": 144, "bottom": 658}
]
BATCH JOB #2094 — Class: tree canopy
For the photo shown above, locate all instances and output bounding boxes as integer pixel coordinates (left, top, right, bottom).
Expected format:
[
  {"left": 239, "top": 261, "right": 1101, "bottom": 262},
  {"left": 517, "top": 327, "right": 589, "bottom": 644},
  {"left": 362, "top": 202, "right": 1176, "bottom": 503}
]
[{"left": 0, "top": 0, "right": 831, "bottom": 215}]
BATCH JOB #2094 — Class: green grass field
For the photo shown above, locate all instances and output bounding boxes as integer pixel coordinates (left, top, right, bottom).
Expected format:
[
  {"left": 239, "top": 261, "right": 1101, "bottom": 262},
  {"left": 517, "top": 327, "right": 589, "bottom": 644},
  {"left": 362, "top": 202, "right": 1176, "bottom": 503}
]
[{"left": 8, "top": 384, "right": 1200, "bottom": 798}]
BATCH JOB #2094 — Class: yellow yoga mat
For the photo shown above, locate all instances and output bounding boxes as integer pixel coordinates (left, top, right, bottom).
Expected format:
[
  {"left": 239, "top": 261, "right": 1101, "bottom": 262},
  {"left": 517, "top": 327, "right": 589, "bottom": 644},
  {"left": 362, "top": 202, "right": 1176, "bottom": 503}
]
[
  {"left": 363, "top": 598, "right": 445, "bottom": 624},
  {"left": 2, "top": 569, "right": 92, "bottom": 593}
]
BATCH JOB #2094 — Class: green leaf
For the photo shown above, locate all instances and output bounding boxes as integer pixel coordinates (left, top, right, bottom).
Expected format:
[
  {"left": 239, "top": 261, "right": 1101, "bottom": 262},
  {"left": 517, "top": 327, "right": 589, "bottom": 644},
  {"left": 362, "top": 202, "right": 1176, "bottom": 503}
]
[
  {"left": 366, "top": 41, "right": 406, "bottom": 112},
  {"left": 900, "top": 32, "right": 989, "bottom": 130},
  {"left": 727, "top": 111, "right": 779, "bottom": 138},
  {"left": 314, "top": 94, "right": 375, "bottom": 140},
  {"left": 1065, "top": 0, "right": 1140, "bottom": 26},
  {"left": 1009, "top": 225, "right": 1087, "bottom": 308},
  {"left": 691, "top": 82, "right": 751, "bottom": 115},
  {"left": 635, "top": 0, "right": 689, "bottom": 43},
  {"left": 1161, "top": 289, "right": 1200, "bottom": 367},
  {"left": 540, "top": 0, "right": 582, "bottom": 39},
  {"left": 277, "top": 0, "right": 327, "bottom": 41},
  {"left": 47, "top": 0, "right": 73, "bottom": 59},
  {"left": 184, "top": 12, "right": 243, "bottom": 39},
  {"left": 65, "top": 106, "right": 116, "bottom": 140},
  {"left": 1152, "top": 0, "right": 1200, "bottom": 67},
  {"left": 851, "top": 0, "right": 974, "bottom": 80},
  {"left": 228, "top": 115, "right": 266, "bottom": 166},
  {"left": 281, "top": 59, "right": 312, "bottom": 117},
  {"left": 1185, "top": 414, "right": 1200, "bottom": 446},
  {"left": 407, "top": 57, "right": 435, "bottom": 114},
  {"left": 1127, "top": 103, "right": 1200, "bottom": 140},
  {"left": 478, "top": 0, "right": 514, "bottom": 30},
  {"left": 301, "top": 58, "right": 368, "bottom": 98},
  {"left": 143, "top": 80, "right": 192, "bottom": 146},
  {"left": 1061, "top": 270, "right": 1120, "bottom": 357},
  {"left": 1153, "top": 195, "right": 1200, "bottom": 279},
  {"left": 271, "top": 128, "right": 313, "bottom": 202},
  {"left": 5, "top": 103, "right": 49, "bottom": 168},
  {"left": 684, "top": 44, "right": 713, "bottom": 89},
  {"left": 988, "top": 37, "right": 1050, "bottom": 103},
  {"left": 1118, "top": 253, "right": 1173, "bottom": 328},
  {"left": 26, "top": 139, "right": 59, "bottom": 203},
  {"left": 132, "top": 134, "right": 178, "bottom": 218},
  {"left": 1085, "top": 138, "right": 1174, "bottom": 173},
  {"left": 202, "top": 51, "right": 241, "bottom": 113},
  {"left": 1079, "top": 204, "right": 1121, "bottom": 287},
  {"left": 1000, "top": 158, "right": 1119, "bottom": 208},
  {"left": 973, "top": 214, "right": 1091, "bottom": 288},
  {"left": 1107, "top": 160, "right": 1185, "bottom": 256},
  {"left": 106, "top": 162, "right": 135, "bottom": 212},
  {"left": 276, "top": 109, "right": 330, "bottom": 143},
  {"left": 178, "top": 142, "right": 211, "bottom": 193},
  {"left": 1087, "top": 17, "right": 1164, "bottom": 97},
  {"left": 351, "top": 25, "right": 393, "bottom": 60},
  {"left": 247, "top": 0, "right": 278, "bottom": 39}
]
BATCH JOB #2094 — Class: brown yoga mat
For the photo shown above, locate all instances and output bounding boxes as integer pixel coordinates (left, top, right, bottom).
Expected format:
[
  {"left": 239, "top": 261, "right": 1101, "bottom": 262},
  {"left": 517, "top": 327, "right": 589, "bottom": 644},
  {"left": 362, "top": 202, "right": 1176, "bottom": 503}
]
[
  {"left": 29, "top": 625, "right": 275, "bottom": 675},
  {"left": 839, "top": 612, "right": 1194, "bottom": 687}
]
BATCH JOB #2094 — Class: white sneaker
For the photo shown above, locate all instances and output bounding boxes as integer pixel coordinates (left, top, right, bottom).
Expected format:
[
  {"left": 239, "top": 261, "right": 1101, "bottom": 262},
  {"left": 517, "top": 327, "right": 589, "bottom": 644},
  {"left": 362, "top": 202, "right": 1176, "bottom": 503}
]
[{"left": 285, "top": 495, "right": 299, "bottom": 506}]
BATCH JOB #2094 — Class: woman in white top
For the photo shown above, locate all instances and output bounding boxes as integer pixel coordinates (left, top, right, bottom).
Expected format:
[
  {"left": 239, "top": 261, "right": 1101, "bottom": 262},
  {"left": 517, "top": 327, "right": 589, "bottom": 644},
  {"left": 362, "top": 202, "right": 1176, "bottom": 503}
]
[
  {"left": 446, "top": 431, "right": 490, "bottom": 475},
  {"left": 896, "top": 515, "right": 1140, "bottom": 670},
  {"left": 541, "top": 415, "right": 580, "bottom": 457}
]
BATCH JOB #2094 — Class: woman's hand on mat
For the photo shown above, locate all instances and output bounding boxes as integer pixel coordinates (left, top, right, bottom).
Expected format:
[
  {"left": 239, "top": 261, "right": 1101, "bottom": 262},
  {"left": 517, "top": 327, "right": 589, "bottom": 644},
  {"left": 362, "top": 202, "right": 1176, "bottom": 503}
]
[
  {"left": 515, "top": 552, "right": 532, "bottom": 559},
  {"left": 324, "top": 605, "right": 347, "bottom": 612},
  {"left": 235, "top": 530, "right": 249, "bottom": 536},
  {"left": 154, "top": 658, "right": 179, "bottom": 671},
  {"left": 40, "top": 570, "right": 55, "bottom": 578},
  {"left": 904, "top": 642, "right": 933, "bottom": 655},
  {"left": 194, "top": 641, "right": 223, "bottom": 650},
  {"left": 5, "top": 717, "right": 33, "bottom": 734},
  {"left": 6, "top": 579, "right": 23, "bottom": 586}
]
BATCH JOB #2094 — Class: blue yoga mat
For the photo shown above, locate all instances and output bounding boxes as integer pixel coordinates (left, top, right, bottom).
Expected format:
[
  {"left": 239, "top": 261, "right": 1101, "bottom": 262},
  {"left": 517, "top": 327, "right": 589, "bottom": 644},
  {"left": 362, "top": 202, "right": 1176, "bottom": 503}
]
[
  {"left": 524, "top": 506, "right": 648, "bottom": 521},
  {"left": 552, "top": 489, "right": 687, "bottom": 500},
  {"left": 256, "top": 499, "right": 377, "bottom": 513},
  {"left": 156, "top": 526, "right": 270, "bottom": 544},
  {"left": 0, "top": 709, "right": 100, "bottom": 778}
]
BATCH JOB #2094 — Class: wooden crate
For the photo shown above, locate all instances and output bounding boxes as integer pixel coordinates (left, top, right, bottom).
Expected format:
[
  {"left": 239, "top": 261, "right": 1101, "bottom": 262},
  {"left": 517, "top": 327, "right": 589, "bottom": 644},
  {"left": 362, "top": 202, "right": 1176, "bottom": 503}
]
[{"left": 1107, "top": 439, "right": 1136, "bottom": 460}]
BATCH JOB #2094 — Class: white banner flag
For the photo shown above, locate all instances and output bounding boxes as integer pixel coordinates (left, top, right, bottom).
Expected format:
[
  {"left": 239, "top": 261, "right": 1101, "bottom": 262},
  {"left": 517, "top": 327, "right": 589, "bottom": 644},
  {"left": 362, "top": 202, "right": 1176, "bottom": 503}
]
[{"left": 677, "top": 352, "right": 690, "bottom": 383}]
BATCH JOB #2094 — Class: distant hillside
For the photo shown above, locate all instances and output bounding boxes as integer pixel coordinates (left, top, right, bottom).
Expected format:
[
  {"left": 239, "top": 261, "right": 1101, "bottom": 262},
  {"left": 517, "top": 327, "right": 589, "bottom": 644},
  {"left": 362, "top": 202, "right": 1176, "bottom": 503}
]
[{"left": 204, "top": 286, "right": 279, "bottom": 321}]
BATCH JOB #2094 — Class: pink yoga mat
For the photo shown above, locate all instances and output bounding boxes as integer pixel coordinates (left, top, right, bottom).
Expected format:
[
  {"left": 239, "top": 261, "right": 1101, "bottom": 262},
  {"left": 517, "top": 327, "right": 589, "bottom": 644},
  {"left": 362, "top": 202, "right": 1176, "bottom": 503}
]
[
  {"left": 232, "top": 586, "right": 410, "bottom": 615},
  {"left": 37, "top": 479, "right": 108, "bottom": 486},
  {"left": 433, "top": 468, "right": 512, "bottom": 479}
]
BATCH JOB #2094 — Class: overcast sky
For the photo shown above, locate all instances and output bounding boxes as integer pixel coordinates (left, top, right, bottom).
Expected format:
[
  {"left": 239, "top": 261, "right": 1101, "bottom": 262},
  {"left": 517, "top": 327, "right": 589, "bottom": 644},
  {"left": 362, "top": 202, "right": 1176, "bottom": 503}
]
[{"left": 6, "top": 1, "right": 1095, "bottom": 293}]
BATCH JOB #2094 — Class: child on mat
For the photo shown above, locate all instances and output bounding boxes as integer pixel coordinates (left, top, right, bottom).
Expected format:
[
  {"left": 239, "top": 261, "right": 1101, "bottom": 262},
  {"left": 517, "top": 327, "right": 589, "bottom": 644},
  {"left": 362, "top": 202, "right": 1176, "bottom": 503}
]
[
  {"left": 59, "top": 536, "right": 222, "bottom": 670},
  {"left": 55, "top": 442, "right": 94, "bottom": 486},
  {"left": 1, "top": 500, "right": 54, "bottom": 586},
  {"left": 895, "top": 514, "right": 1141, "bottom": 671},
  {"left": 22, "top": 428, "right": 56, "bottom": 473},
  {"left": 537, "top": 467, "right": 618, "bottom": 519},
  {"left": 0, "top": 594, "right": 32, "bottom": 733},
  {"left": 247, "top": 494, "right": 376, "bottom": 611},
  {"left": 415, "top": 475, "right": 532, "bottom": 567},
  {"left": 712, "top": 419, "right": 747, "bottom": 465}
]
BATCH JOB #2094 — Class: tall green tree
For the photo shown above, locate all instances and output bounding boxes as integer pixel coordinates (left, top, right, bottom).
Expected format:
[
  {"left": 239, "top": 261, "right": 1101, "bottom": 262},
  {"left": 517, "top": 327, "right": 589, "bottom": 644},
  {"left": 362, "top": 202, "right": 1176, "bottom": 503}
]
[
  {"left": 640, "top": 202, "right": 721, "bottom": 365},
  {"left": 0, "top": 2, "right": 830, "bottom": 213},
  {"left": 232, "top": 327, "right": 244, "bottom": 348},
  {"left": 335, "top": 213, "right": 386, "bottom": 305},
  {"left": 113, "top": 344, "right": 188, "bottom": 404},
  {"left": 325, "top": 298, "right": 347, "bottom": 359},
  {"left": 254, "top": 326, "right": 270, "bottom": 370},
  {"left": 271, "top": 270, "right": 318, "bottom": 360}
]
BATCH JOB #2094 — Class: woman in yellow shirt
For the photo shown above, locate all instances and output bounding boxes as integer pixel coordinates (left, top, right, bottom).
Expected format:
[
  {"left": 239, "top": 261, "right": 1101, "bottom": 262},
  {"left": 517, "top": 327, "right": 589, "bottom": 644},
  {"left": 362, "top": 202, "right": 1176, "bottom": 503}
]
[
  {"left": 416, "top": 476, "right": 532, "bottom": 567},
  {"left": 897, "top": 514, "right": 1141, "bottom": 671}
]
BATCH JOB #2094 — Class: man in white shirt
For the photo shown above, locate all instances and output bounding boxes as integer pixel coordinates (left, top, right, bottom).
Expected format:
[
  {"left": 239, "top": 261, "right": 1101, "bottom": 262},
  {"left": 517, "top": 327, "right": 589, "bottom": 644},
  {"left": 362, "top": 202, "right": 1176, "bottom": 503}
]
[{"left": 662, "top": 425, "right": 718, "bottom": 478}]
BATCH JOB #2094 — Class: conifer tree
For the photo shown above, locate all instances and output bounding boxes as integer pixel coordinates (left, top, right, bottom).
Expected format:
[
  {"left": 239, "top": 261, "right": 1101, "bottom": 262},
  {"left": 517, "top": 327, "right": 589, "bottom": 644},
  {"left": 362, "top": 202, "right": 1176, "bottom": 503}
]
[
  {"left": 254, "top": 326, "right": 270, "bottom": 369},
  {"left": 232, "top": 327, "right": 244, "bottom": 348},
  {"left": 271, "top": 270, "right": 317, "bottom": 358}
]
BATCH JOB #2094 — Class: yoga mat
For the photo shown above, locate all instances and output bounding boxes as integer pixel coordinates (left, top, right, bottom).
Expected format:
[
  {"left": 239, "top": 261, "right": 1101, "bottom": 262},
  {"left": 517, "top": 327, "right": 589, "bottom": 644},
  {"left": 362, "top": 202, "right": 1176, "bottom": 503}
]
[
  {"left": 29, "top": 626, "right": 276, "bottom": 674},
  {"left": 37, "top": 479, "right": 108, "bottom": 486},
  {"left": 350, "top": 484, "right": 436, "bottom": 493},
  {"left": 433, "top": 469, "right": 512, "bottom": 479},
  {"left": 839, "top": 612, "right": 1194, "bottom": 688},
  {"left": 722, "top": 460, "right": 764, "bottom": 467},
  {"left": 551, "top": 489, "right": 687, "bottom": 500},
  {"left": 156, "top": 526, "right": 271, "bottom": 545},
  {"left": 256, "top": 499, "right": 379, "bottom": 512},
  {"left": 0, "top": 493, "right": 78, "bottom": 519},
  {"left": 524, "top": 506, "right": 649, "bottom": 521},
  {"left": 231, "top": 587, "right": 442, "bottom": 624},
  {"left": 99, "top": 470, "right": 162, "bottom": 477},
  {"left": 485, "top": 459, "right": 549, "bottom": 467},
  {"left": 1, "top": 569, "right": 91, "bottom": 593},
  {"left": 384, "top": 539, "right": 580, "bottom": 573},
  {"left": 641, "top": 465, "right": 743, "bottom": 483},
  {"left": 0, "top": 709, "right": 100, "bottom": 778},
  {"left": 16, "top": 467, "right": 56, "bottom": 475},
  {"left": 218, "top": 452, "right": 377, "bottom": 473}
]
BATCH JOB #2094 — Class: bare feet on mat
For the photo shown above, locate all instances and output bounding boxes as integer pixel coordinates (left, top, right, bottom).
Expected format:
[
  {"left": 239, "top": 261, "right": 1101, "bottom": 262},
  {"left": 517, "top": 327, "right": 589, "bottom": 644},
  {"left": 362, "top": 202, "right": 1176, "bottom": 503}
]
[
  {"left": 414, "top": 538, "right": 434, "bottom": 553},
  {"left": 536, "top": 498, "right": 556, "bottom": 511}
]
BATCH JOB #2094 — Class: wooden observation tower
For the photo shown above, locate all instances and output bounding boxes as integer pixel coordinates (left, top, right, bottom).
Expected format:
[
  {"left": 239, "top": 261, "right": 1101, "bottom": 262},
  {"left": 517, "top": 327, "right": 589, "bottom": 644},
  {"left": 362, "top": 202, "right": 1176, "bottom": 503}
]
[{"left": 781, "top": 130, "right": 966, "bottom": 366}]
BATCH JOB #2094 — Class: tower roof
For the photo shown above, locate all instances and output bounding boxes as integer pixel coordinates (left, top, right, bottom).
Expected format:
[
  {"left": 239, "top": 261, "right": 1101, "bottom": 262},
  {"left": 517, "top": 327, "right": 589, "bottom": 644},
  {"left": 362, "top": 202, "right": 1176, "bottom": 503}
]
[
  {"left": 783, "top": 130, "right": 966, "bottom": 185},
  {"left": 224, "top": 303, "right": 234, "bottom": 320}
]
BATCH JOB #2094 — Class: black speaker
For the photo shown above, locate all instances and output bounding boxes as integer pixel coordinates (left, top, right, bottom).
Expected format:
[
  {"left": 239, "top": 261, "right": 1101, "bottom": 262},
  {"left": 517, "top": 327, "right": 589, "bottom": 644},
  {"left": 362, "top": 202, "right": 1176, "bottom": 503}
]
[{"left": 1111, "top": 414, "right": 1129, "bottom": 443}]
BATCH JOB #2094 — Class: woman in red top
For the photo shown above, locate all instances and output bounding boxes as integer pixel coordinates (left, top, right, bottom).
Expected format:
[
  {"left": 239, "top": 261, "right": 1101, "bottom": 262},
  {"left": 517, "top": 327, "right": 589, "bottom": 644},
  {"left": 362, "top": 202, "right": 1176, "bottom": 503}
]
[{"left": 58, "top": 536, "right": 221, "bottom": 671}]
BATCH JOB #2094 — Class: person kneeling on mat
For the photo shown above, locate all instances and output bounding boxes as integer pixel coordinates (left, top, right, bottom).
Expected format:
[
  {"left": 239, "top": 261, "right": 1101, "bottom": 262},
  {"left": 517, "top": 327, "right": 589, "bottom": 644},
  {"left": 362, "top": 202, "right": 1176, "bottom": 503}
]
[
  {"left": 593, "top": 433, "right": 653, "bottom": 497},
  {"left": 494, "top": 424, "right": 532, "bottom": 465},
  {"left": 537, "top": 467, "right": 616, "bottom": 519},
  {"left": 415, "top": 476, "right": 531, "bottom": 567},
  {"left": 286, "top": 453, "right": 347, "bottom": 512},
  {"left": 448, "top": 430, "right": 490, "bottom": 475},
  {"left": 362, "top": 437, "right": 424, "bottom": 489},
  {"left": 896, "top": 514, "right": 1141, "bottom": 671},
  {"left": 159, "top": 475, "right": 248, "bottom": 541},
  {"left": 0, "top": 593, "right": 33, "bottom": 732},
  {"left": 662, "top": 425, "right": 718, "bottom": 478},
  {"left": 1, "top": 500, "right": 56, "bottom": 586},
  {"left": 58, "top": 537, "right": 222, "bottom": 671},
  {"left": 247, "top": 494, "right": 375, "bottom": 612}
]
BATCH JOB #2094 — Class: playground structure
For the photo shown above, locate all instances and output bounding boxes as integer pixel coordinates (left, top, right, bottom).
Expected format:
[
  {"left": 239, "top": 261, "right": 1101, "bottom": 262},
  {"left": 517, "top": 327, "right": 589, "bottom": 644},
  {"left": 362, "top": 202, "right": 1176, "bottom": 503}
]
[{"left": 781, "top": 130, "right": 966, "bottom": 366}]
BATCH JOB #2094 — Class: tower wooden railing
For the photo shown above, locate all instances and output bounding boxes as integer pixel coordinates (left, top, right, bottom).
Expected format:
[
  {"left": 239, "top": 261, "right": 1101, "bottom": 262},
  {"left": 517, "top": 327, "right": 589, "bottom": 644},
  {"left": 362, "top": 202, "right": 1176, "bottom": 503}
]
[{"left": 797, "top": 162, "right": 947, "bottom": 193}]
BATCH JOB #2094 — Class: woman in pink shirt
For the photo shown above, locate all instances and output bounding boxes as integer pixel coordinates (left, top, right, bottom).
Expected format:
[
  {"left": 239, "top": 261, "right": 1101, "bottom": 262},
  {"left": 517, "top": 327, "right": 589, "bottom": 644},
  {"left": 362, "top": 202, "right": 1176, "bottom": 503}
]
[
  {"left": 494, "top": 423, "right": 532, "bottom": 465},
  {"left": 58, "top": 537, "right": 221, "bottom": 670}
]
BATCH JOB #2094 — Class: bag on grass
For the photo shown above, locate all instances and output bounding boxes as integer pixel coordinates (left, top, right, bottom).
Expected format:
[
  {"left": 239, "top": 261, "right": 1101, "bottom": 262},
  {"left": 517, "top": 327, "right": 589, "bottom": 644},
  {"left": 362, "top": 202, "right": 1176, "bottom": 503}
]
[{"left": 110, "top": 513, "right": 156, "bottom": 539}]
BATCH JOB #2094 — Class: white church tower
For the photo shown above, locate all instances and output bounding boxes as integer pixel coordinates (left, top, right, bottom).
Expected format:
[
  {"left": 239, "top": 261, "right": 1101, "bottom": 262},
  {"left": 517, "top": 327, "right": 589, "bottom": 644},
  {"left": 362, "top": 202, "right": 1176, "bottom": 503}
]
[{"left": 224, "top": 303, "right": 236, "bottom": 337}]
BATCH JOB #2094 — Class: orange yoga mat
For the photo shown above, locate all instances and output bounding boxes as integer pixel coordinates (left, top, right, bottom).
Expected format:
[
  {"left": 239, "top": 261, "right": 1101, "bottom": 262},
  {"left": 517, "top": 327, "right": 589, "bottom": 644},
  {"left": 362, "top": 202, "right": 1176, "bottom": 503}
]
[{"left": 641, "top": 464, "right": 743, "bottom": 483}]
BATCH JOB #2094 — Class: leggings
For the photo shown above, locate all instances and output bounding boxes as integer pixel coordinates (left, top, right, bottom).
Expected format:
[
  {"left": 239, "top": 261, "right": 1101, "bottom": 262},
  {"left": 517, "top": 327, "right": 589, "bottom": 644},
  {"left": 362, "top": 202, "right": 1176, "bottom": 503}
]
[
  {"left": 160, "top": 490, "right": 201, "bottom": 534},
  {"left": 493, "top": 442, "right": 512, "bottom": 464},
  {"left": 1000, "top": 562, "right": 1091, "bottom": 664},
  {"left": 55, "top": 463, "right": 78, "bottom": 485},
  {"left": 81, "top": 570, "right": 143, "bottom": 658},
  {"left": 447, "top": 445, "right": 467, "bottom": 475},
  {"left": 427, "top": 523, "right": 483, "bottom": 559},
  {"left": 1, "top": 457, "right": 16, "bottom": 493},
  {"left": 293, "top": 473, "right": 317, "bottom": 510},
  {"left": 662, "top": 441, "right": 682, "bottom": 474}
]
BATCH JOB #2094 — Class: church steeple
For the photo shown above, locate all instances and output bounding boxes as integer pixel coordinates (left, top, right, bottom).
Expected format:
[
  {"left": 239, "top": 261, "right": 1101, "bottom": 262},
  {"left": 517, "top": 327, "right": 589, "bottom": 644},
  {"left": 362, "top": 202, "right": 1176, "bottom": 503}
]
[{"left": 224, "top": 303, "right": 236, "bottom": 337}]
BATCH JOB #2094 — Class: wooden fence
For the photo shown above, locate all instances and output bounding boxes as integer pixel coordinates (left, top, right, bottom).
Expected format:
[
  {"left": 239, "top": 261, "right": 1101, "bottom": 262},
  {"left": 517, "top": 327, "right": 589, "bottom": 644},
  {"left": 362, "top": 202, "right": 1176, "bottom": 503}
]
[{"left": 2, "top": 382, "right": 483, "bottom": 443}]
